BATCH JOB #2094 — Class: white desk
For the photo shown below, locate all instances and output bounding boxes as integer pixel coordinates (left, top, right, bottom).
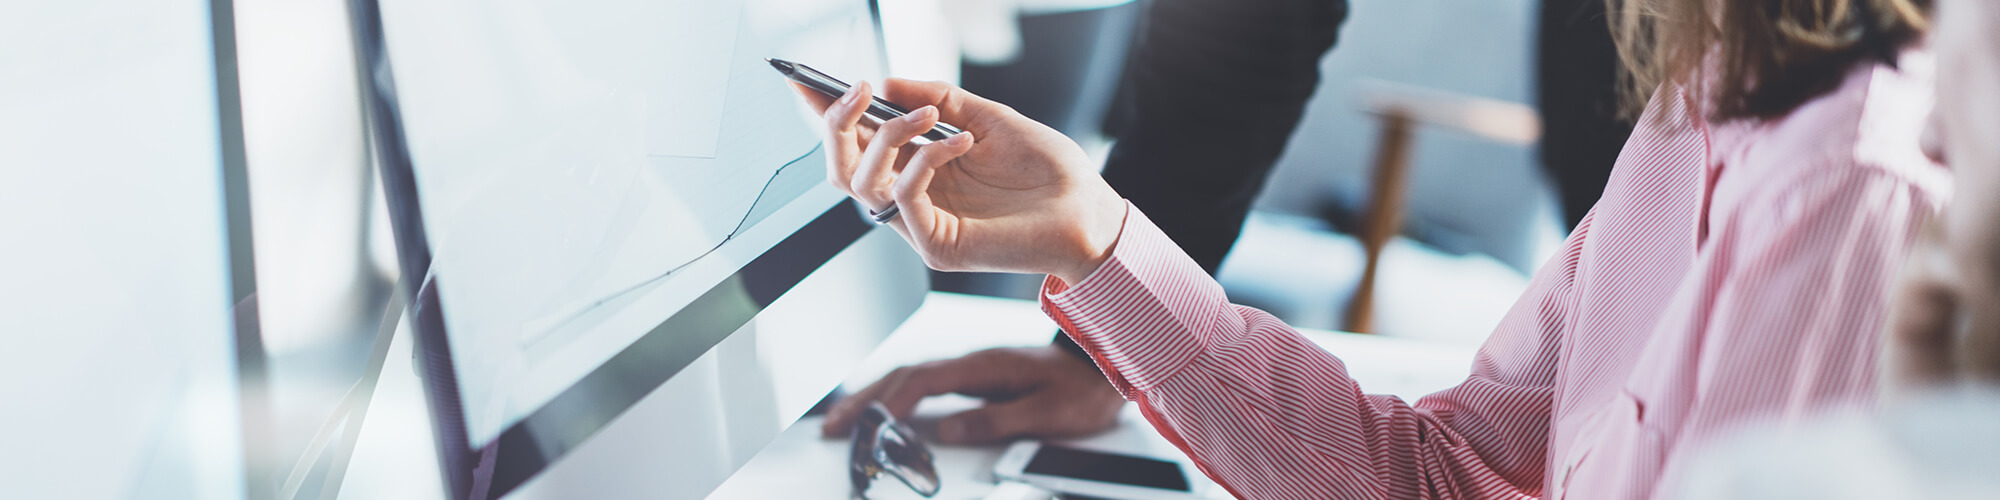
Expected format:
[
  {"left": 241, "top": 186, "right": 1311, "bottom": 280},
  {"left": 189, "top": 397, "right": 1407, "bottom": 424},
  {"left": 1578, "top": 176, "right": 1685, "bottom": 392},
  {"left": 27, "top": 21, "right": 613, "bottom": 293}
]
[
  {"left": 707, "top": 292, "right": 1480, "bottom": 499},
  {"left": 338, "top": 292, "right": 1480, "bottom": 499}
]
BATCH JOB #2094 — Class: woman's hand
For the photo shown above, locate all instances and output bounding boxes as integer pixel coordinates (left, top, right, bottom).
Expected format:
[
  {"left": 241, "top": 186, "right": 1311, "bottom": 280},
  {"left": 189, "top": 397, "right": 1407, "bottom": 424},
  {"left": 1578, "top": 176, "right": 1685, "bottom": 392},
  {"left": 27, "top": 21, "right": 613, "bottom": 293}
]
[
  {"left": 794, "top": 78, "right": 1127, "bottom": 284},
  {"left": 819, "top": 345, "right": 1127, "bottom": 445}
]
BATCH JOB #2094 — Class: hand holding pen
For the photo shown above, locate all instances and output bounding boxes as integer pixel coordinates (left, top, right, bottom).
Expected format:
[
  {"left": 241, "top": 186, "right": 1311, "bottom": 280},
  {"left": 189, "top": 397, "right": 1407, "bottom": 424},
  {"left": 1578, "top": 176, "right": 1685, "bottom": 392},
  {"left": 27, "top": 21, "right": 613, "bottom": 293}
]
[
  {"left": 778, "top": 64, "right": 1127, "bottom": 285},
  {"left": 771, "top": 59, "right": 963, "bottom": 224}
]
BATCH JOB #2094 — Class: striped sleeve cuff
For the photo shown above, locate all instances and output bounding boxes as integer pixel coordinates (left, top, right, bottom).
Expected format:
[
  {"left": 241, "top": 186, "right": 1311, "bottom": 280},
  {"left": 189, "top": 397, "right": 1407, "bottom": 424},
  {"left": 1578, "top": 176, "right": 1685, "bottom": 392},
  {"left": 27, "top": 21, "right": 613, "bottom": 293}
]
[{"left": 1040, "top": 202, "right": 1226, "bottom": 398}]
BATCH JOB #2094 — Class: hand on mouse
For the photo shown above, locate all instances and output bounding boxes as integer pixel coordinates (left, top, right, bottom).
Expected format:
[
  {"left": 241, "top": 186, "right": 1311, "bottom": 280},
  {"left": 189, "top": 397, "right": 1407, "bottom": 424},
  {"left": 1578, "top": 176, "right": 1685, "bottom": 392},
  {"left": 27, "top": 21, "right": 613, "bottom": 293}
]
[{"left": 820, "top": 345, "right": 1126, "bottom": 445}]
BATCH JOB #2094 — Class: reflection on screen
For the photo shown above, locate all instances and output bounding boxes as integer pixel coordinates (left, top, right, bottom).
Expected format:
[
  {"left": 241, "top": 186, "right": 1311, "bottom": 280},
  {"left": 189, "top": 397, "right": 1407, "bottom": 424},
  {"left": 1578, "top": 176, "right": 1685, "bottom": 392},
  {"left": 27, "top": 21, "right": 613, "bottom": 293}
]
[
  {"left": 1024, "top": 445, "right": 1192, "bottom": 492},
  {"left": 379, "top": 0, "right": 884, "bottom": 445}
]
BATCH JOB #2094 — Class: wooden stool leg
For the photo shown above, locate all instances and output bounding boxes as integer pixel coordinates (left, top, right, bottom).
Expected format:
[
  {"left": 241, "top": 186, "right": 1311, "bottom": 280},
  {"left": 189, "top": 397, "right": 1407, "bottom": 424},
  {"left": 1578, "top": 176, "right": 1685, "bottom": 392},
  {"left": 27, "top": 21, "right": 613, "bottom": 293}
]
[{"left": 1344, "top": 111, "right": 1415, "bottom": 334}]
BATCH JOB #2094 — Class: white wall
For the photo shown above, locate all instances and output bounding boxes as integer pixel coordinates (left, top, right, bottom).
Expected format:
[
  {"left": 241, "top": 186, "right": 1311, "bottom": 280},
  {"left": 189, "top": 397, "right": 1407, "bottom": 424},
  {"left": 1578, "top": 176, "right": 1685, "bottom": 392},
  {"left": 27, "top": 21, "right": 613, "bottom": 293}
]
[{"left": 0, "top": 0, "right": 247, "bottom": 497}]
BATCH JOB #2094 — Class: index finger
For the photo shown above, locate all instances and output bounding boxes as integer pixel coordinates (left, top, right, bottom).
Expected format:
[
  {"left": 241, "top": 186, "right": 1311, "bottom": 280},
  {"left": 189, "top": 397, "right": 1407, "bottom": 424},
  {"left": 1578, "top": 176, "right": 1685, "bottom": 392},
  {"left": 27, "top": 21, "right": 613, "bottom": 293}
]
[{"left": 817, "top": 81, "right": 873, "bottom": 196}]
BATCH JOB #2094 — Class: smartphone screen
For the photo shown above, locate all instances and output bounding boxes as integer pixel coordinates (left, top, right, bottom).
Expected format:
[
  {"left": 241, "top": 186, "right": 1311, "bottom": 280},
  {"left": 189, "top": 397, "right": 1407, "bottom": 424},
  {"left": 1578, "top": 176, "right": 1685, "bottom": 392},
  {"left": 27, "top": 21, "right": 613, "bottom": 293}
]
[{"left": 1022, "top": 445, "right": 1192, "bottom": 492}]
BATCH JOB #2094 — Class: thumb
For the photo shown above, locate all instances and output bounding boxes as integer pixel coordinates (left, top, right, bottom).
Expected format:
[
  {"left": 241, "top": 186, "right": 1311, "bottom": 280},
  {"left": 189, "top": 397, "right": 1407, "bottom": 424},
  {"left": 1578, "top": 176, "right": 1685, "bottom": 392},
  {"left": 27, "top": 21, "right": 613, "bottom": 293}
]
[{"left": 935, "top": 398, "right": 1045, "bottom": 445}]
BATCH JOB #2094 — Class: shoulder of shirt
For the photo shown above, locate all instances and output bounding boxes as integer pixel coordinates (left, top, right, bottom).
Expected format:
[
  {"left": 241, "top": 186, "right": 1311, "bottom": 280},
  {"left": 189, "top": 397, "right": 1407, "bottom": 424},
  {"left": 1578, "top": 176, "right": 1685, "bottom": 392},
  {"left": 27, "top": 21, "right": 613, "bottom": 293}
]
[{"left": 1710, "top": 45, "right": 1950, "bottom": 213}]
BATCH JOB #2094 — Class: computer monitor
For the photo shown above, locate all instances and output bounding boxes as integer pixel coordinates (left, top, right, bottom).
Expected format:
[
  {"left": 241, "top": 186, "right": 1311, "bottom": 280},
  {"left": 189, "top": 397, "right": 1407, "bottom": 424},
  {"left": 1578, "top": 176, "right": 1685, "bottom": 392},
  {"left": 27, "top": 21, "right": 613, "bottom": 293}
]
[
  {"left": 0, "top": 0, "right": 258, "bottom": 498},
  {"left": 349, "top": 0, "right": 926, "bottom": 498}
]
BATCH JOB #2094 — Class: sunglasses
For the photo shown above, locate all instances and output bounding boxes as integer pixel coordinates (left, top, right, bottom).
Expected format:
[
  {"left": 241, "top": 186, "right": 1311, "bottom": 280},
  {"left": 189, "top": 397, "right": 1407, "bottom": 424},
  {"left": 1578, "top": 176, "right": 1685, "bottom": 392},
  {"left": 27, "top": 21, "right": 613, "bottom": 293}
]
[{"left": 848, "top": 402, "right": 941, "bottom": 498}]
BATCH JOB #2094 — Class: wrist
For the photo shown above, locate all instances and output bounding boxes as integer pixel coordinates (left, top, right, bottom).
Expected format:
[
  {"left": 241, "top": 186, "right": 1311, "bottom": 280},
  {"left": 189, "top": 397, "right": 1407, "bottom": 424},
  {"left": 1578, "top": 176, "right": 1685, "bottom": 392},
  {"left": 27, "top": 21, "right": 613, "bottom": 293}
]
[{"left": 1054, "top": 196, "right": 1127, "bottom": 286}]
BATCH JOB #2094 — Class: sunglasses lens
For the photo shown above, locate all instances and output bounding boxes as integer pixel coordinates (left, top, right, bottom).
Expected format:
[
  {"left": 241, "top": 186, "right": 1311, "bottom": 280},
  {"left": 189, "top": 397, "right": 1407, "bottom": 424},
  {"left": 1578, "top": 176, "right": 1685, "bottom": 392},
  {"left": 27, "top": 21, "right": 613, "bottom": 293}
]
[
  {"left": 874, "top": 418, "right": 940, "bottom": 496},
  {"left": 847, "top": 402, "right": 941, "bottom": 497},
  {"left": 849, "top": 406, "right": 887, "bottom": 494}
]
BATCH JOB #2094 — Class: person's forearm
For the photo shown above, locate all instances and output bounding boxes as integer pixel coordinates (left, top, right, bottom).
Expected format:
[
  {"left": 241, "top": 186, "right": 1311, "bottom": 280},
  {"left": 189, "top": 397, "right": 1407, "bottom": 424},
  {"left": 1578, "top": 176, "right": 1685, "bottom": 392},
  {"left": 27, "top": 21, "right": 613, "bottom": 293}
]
[{"left": 1042, "top": 205, "right": 1553, "bottom": 498}]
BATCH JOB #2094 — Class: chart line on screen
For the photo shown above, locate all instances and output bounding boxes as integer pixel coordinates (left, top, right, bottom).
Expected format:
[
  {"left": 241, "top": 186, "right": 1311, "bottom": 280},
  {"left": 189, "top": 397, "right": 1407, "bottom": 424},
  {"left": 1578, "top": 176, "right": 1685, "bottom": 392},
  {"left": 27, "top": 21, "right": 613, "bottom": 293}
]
[{"left": 521, "top": 143, "right": 825, "bottom": 336}]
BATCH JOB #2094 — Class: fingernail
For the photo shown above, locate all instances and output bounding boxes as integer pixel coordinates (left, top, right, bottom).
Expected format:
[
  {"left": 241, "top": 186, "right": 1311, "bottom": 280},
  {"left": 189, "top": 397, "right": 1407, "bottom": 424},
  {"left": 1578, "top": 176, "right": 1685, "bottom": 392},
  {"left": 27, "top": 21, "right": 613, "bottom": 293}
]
[
  {"left": 912, "top": 106, "right": 936, "bottom": 121},
  {"left": 946, "top": 132, "right": 970, "bottom": 145},
  {"left": 840, "top": 84, "right": 865, "bottom": 105}
]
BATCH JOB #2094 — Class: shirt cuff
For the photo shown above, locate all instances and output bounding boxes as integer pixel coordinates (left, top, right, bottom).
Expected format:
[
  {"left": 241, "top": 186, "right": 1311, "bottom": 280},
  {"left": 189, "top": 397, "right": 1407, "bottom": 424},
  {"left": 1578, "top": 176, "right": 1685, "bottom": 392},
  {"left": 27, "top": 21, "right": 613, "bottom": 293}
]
[{"left": 1039, "top": 202, "right": 1226, "bottom": 398}]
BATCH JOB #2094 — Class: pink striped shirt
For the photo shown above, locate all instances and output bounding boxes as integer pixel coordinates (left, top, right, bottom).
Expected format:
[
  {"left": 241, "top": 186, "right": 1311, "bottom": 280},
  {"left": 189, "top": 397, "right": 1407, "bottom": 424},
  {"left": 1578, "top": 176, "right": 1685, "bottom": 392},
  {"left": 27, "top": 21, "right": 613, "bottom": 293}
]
[{"left": 1040, "top": 53, "right": 1949, "bottom": 499}]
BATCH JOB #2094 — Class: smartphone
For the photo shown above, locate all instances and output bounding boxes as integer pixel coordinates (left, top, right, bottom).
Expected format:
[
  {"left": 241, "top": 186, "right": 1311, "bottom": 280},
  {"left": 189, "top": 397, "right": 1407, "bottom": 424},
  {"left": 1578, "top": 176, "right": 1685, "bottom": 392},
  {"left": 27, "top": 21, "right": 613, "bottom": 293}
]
[{"left": 993, "top": 441, "right": 1201, "bottom": 500}]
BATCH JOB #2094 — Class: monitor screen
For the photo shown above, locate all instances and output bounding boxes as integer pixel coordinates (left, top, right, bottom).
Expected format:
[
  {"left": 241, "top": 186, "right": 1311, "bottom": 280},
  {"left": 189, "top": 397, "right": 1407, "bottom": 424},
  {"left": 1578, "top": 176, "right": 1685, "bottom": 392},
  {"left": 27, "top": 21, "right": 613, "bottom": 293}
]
[{"left": 354, "top": 0, "right": 893, "bottom": 497}]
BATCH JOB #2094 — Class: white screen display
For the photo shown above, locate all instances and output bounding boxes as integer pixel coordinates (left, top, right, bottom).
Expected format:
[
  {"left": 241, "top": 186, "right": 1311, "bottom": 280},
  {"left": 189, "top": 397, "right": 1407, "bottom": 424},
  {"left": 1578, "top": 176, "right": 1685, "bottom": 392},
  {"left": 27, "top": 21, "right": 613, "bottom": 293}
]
[{"left": 378, "top": 0, "right": 883, "bottom": 445}]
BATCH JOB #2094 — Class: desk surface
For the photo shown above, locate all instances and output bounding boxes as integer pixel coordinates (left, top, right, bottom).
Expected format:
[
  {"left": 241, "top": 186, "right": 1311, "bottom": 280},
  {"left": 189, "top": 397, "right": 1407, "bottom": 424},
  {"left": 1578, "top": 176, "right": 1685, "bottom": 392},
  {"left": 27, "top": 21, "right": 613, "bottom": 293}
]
[
  {"left": 707, "top": 292, "right": 1480, "bottom": 499},
  {"left": 339, "top": 292, "right": 1480, "bottom": 500}
]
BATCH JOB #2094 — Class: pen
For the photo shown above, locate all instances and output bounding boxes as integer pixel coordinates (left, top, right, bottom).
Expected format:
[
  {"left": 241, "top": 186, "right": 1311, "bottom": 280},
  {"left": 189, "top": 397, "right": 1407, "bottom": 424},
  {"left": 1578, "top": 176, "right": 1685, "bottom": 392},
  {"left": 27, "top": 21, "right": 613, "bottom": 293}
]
[{"left": 767, "top": 58, "right": 964, "bottom": 143}]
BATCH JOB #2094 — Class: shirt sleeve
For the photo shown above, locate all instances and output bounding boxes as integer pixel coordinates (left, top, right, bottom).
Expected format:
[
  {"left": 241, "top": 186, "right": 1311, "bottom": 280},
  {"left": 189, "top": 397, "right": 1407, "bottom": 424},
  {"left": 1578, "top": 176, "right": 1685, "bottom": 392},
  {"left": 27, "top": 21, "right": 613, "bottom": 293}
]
[{"left": 1043, "top": 202, "right": 1582, "bottom": 500}]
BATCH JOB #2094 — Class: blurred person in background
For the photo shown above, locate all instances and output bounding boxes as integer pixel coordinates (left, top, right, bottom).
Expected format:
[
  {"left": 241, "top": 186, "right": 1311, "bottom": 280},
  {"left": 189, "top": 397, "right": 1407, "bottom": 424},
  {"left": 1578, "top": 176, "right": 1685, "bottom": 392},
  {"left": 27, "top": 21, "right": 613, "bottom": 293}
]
[
  {"left": 822, "top": 0, "right": 1642, "bottom": 448},
  {"left": 1674, "top": 0, "right": 2000, "bottom": 497},
  {"left": 1539, "top": 0, "right": 1635, "bottom": 230},
  {"left": 797, "top": 0, "right": 1944, "bottom": 497},
  {"left": 1884, "top": 0, "right": 2000, "bottom": 396}
]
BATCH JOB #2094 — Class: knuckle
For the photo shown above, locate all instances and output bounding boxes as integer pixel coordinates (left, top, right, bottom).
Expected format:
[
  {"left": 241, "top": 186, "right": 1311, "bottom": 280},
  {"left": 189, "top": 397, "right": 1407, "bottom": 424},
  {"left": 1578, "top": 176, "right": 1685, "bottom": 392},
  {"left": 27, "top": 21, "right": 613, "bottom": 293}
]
[
  {"left": 912, "top": 358, "right": 958, "bottom": 375},
  {"left": 890, "top": 364, "right": 934, "bottom": 385},
  {"left": 853, "top": 185, "right": 885, "bottom": 204},
  {"left": 887, "top": 118, "right": 921, "bottom": 138},
  {"left": 963, "top": 348, "right": 1013, "bottom": 365},
  {"left": 919, "top": 251, "right": 950, "bottom": 270},
  {"left": 932, "top": 254, "right": 962, "bottom": 271},
  {"left": 921, "top": 141, "right": 958, "bottom": 159},
  {"left": 864, "top": 136, "right": 896, "bottom": 158},
  {"left": 959, "top": 413, "right": 994, "bottom": 437},
  {"left": 851, "top": 167, "right": 880, "bottom": 185}
]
